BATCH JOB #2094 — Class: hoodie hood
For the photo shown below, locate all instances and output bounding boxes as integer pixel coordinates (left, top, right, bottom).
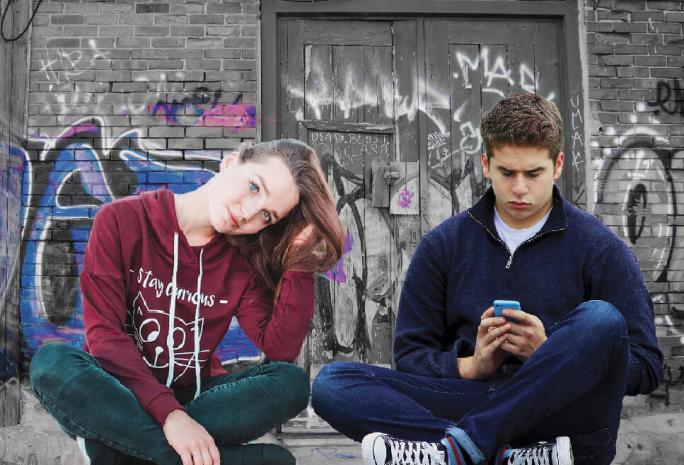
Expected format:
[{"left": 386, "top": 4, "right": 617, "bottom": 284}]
[{"left": 141, "top": 188, "right": 235, "bottom": 265}]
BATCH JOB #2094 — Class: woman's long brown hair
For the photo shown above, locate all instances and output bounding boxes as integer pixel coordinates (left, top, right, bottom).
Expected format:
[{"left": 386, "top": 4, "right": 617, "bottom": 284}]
[{"left": 226, "top": 139, "right": 345, "bottom": 296}]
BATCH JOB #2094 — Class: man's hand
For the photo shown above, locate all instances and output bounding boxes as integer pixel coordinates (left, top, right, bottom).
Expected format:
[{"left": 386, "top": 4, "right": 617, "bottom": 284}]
[
  {"left": 458, "top": 307, "right": 510, "bottom": 380},
  {"left": 500, "top": 309, "right": 547, "bottom": 361},
  {"left": 163, "top": 409, "right": 220, "bottom": 465}
]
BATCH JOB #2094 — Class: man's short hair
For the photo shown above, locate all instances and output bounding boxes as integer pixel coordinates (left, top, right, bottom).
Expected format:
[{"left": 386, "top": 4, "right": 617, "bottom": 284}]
[{"left": 480, "top": 92, "right": 563, "bottom": 163}]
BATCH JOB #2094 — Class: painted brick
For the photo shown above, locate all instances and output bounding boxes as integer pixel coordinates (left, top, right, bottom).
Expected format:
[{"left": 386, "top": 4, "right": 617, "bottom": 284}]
[
  {"left": 85, "top": 15, "right": 119, "bottom": 25},
  {"left": 204, "top": 49, "right": 242, "bottom": 59},
  {"left": 149, "top": 127, "right": 186, "bottom": 138},
  {"left": 592, "top": 88, "right": 619, "bottom": 99},
  {"left": 118, "top": 14, "right": 156, "bottom": 25},
  {"left": 597, "top": 10, "right": 630, "bottom": 21},
  {"left": 134, "top": 26, "right": 170, "bottom": 36},
  {"left": 95, "top": 70, "right": 132, "bottom": 81},
  {"left": 632, "top": 11, "right": 666, "bottom": 22},
  {"left": 651, "top": 67, "right": 684, "bottom": 78},
  {"left": 186, "top": 60, "right": 221, "bottom": 70},
  {"left": 167, "top": 139, "right": 204, "bottom": 150},
  {"left": 207, "top": 26, "right": 241, "bottom": 36},
  {"left": 147, "top": 60, "right": 184, "bottom": 70},
  {"left": 187, "top": 38, "right": 223, "bottom": 48},
  {"left": 647, "top": 1, "right": 684, "bottom": 9},
  {"left": 601, "top": 101, "right": 635, "bottom": 112},
  {"left": 151, "top": 38, "right": 187, "bottom": 48},
  {"left": 221, "top": 59, "right": 256, "bottom": 70},
  {"left": 170, "top": 4, "right": 205, "bottom": 14},
  {"left": 589, "top": 65, "right": 617, "bottom": 77},
  {"left": 615, "top": 23, "right": 648, "bottom": 33},
  {"left": 168, "top": 49, "right": 204, "bottom": 59},
  {"left": 207, "top": 4, "right": 242, "bottom": 14},
  {"left": 667, "top": 13, "right": 684, "bottom": 23},
  {"left": 155, "top": 15, "right": 189, "bottom": 26},
  {"left": 98, "top": 26, "right": 136, "bottom": 36},
  {"left": 222, "top": 37, "right": 256, "bottom": 48},
  {"left": 619, "top": 89, "right": 653, "bottom": 100},
  {"left": 667, "top": 56, "right": 684, "bottom": 66},
  {"left": 630, "top": 33, "right": 662, "bottom": 45},
  {"left": 665, "top": 34, "right": 684, "bottom": 44},
  {"left": 111, "top": 82, "right": 148, "bottom": 92},
  {"left": 51, "top": 15, "right": 84, "bottom": 25},
  {"left": 598, "top": 55, "right": 633, "bottom": 65},
  {"left": 596, "top": 33, "right": 631, "bottom": 45},
  {"left": 100, "top": 4, "right": 134, "bottom": 14},
  {"left": 600, "top": 78, "right": 634, "bottom": 88},
  {"left": 241, "top": 25, "right": 257, "bottom": 37},
  {"left": 116, "top": 37, "right": 152, "bottom": 48},
  {"left": 190, "top": 15, "right": 225, "bottom": 25},
  {"left": 135, "top": 4, "right": 171, "bottom": 14},
  {"left": 206, "top": 138, "right": 242, "bottom": 149},
  {"left": 651, "top": 44, "right": 684, "bottom": 54},
  {"left": 241, "top": 3, "right": 258, "bottom": 14},
  {"left": 46, "top": 38, "right": 80, "bottom": 48},
  {"left": 242, "top": 48, "right": 256, "bottom": 59},
  {"left": 616, "top": 66, "right": 650, "bottom": 78},
  {"left": 64, "top": 26, "right": 98, "bottom": 36},
  {"left": 225, "top": 14, "right": 257, "bottom": 25},
  {"left": 658, "top": 23, "right": 682, "bottom": 33},
  {"left": 635, "top": 55, "right": 667, "bottom": 66},
  {"left": 185, "top": 127, "right": 224, "bottom": 138},
  {"left": 171, "top": 26, "right": 206, "bottom": 37},
  {"left": 614, "top": 44, "right": 650, "bottom": 54}
]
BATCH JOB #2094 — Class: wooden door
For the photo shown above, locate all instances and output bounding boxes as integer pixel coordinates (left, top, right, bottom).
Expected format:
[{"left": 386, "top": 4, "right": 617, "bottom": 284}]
[
  {"left": 423, "top": 18, "right": 563, "bottom": 229},
  {"left": 279, "top": 18, "right": 564, "bottom": 373},
  {"left": 280, "top": 20, "right": 413, "bottom": 371}
]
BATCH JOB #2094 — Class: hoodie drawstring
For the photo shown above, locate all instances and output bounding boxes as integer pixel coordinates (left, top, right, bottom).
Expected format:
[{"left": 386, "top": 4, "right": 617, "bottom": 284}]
[
  {"left": 166, "top": 233, "right": 180, "bottom": 387},
  {"left": 193, "top": 248, "right": 204, "bottom": 400},
  {"left": 166, "top": 232, "right": 205, "bottom": 400}
]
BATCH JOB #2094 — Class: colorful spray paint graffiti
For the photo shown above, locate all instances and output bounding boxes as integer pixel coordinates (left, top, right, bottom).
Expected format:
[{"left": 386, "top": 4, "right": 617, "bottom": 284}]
[
  {"left": 19, "top": 118, "right": 259, "bottom": 362},
  {"left": 149, "top": 89, "right": 257, "bottom": 129}
]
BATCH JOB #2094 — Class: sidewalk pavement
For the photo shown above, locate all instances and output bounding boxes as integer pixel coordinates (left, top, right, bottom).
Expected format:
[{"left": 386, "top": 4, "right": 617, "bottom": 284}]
[{"left": 1, "top": 384, "right": 683, "bottom": 465}]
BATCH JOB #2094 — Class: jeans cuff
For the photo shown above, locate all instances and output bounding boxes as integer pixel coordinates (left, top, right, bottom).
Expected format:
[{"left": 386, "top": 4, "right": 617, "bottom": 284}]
[{"left": 445, "top": 426, "right": 485, "bottom": 465}]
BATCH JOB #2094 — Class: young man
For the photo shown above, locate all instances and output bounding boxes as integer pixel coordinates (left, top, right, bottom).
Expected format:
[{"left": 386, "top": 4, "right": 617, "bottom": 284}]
[{"left": 311, "top": 93, "right": 663, "bottom": 465}]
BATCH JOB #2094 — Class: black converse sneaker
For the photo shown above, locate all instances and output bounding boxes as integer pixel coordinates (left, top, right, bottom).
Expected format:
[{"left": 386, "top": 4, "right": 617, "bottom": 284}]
[
  {"left": 362, "top": 432, "right": 448, "bottom": 465},
  {"left": 495, "top": 436, "right": 573, "bottom": 465}
]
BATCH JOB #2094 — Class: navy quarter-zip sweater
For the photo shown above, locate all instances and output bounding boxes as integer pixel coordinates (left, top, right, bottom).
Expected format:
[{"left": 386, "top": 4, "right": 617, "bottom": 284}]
[{"left": 394, "top": 186, "right": 663, "bottom": 396}]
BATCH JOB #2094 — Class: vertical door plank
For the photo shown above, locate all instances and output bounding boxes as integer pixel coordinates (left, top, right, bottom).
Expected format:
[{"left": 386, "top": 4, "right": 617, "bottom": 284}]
[
  {"left": 423, "top": 20, "right": 454, "bottom": 230},
  {"left": 391, "top": 20, "right": 422, "bottom": 364},
  {"left": 333, "top": 46, "right": 365, "bottom": 123},
  {"left": 508, "top": 44, "right": 536, "bottom": 96},
  {"left": 282, "top": 20, "right": 305, "bottom": 138},
  {"left": 450, "top": 44, "right": 483, "bottom": 210},
  {"left": 304, "top": 44, "right": 333, "bottom": 121}
]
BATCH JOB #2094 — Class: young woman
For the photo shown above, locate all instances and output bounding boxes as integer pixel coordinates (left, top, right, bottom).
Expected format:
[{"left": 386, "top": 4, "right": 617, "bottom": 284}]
[{"left": 29, "top": 139, "right": 344, "bottom": 465}]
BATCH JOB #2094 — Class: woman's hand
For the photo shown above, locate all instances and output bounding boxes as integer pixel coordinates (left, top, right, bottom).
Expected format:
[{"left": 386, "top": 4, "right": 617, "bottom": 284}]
[{"left": 163, "top": 409, "right": 220, "bottom": 465}]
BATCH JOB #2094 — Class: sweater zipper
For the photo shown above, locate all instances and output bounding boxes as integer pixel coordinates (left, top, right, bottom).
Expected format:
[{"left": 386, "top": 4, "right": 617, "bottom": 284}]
[{"left": 467, "top": 211, "right": 566, "bottom": 270}]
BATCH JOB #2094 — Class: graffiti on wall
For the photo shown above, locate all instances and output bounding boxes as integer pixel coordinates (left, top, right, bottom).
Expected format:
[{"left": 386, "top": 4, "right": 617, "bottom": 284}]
[
  {"left": 19, "top": 118, "right": 259, "bottom": 362},
  {"left": 594, "top": 91, "right": 684, "bottom": 342},
  {"left": 149, "top": 90, "right": 256, "bottom": 129},
  {"left": 648, "top": 79, "right": 684, "bottom": 117}
]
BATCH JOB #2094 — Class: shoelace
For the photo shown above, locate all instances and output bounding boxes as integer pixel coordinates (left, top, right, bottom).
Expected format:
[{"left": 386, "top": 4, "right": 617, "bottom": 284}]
[
  {"left": 388, "top": 439, "right": 446, "bottom": 465},
  {"left": 506, "top": 442, "right": 554, "bottom": 465}
]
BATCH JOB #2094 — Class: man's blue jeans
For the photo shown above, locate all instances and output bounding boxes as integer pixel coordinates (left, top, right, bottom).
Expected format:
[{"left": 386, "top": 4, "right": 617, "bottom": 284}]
[
  {"left": 312, "top": 301, "right": 629, "bottom": 465},
  {"left": 30, "top": 343, "right": 309, "bottom": 465}
]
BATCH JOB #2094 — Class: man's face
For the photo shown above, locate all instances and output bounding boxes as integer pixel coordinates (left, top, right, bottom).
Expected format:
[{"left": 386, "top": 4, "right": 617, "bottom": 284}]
[
  {"left": 481, "top": 144, "right": 564, "bottom": 229},
  {"left": 208, "top": 153, "right": 300, "bottom": 236}
]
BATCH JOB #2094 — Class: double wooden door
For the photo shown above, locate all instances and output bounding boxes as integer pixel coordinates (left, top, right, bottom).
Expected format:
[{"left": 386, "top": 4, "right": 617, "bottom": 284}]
[{"left": 278, "top": 17, "right": 564, "bottom": 371}]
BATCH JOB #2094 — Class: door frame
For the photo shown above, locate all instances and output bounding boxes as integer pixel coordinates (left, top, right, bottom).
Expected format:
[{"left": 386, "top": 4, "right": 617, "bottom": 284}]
[{"left": 261, "top": 0, "right": 585, "bottom": 204}]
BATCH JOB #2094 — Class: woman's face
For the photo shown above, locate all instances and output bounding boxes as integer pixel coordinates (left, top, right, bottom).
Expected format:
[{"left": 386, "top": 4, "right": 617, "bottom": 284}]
[{"left": 208, "top": 152, "right": 300, "bottom": 235}]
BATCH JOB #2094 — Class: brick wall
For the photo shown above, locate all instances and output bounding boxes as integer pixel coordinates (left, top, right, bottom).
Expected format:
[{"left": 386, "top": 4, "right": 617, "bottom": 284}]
[
  {"left": 586, "top": 0, "right": 684, "bottom": 399},
  {"left": 19, "top": 0, "right": 261, "bottom": 366}
]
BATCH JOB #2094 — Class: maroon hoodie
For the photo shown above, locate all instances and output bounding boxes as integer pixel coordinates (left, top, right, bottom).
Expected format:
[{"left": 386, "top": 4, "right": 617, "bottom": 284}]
[{"left": 81, "top": 189, "right": 314, "bottom": 426}]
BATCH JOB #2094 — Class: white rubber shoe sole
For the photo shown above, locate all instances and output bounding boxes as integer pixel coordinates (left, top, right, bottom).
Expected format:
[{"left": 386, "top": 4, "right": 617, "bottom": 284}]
[
  {"left": 362, "top": 433, "right": 389, "bottom": 465},
  {"left": 553, "top": 436, "right": 574, "bottom": 465}
]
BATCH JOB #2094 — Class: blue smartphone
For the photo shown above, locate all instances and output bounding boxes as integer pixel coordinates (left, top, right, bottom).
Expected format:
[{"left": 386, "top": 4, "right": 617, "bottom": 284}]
[{"left": 493, "top": 300, "right": 521, "bottom": 318}]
